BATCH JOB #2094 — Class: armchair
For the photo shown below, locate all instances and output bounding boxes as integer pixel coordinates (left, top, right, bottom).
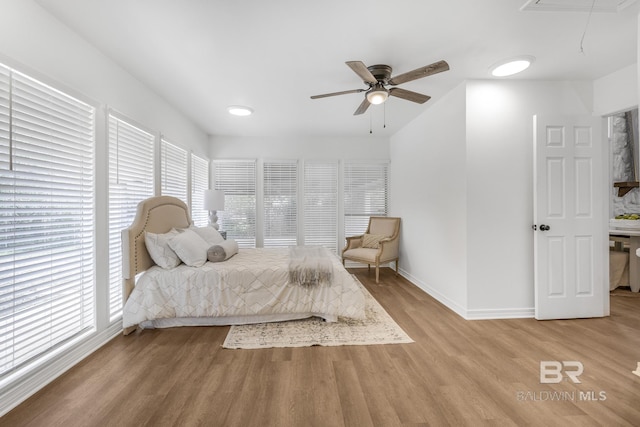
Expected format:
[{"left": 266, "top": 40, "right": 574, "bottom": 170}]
[{"left": 342, "top": 216, "right": 400, "bottom": 283}]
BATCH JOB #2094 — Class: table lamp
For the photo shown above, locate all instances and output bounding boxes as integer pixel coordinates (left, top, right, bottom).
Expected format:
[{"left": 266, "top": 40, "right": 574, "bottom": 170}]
[{"left": 203, "top": 189, "right": 225, "bottom": 230}]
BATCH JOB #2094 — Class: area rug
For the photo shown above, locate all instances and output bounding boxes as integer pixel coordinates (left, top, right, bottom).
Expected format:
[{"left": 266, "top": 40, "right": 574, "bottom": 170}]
[{"left": 222, "top": 278, "right": 414, "bottom": 349}]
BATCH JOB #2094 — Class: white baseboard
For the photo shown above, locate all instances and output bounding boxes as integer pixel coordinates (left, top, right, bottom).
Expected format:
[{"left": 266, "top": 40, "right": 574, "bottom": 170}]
[
  {"left": 0, "top": 322, "right": 122, "bottom": 417},
  {"left": 398, "top": 268, "right": 534, "bottom": 320},
  {"left": 465, "top": 307, "right": 535, "bottom": 320}
]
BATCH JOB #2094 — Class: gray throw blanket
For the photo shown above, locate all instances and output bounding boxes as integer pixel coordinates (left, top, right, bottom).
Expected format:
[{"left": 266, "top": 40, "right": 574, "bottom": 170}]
[{"left": 288, "top": 246, "right": 334, "bottom": 287}]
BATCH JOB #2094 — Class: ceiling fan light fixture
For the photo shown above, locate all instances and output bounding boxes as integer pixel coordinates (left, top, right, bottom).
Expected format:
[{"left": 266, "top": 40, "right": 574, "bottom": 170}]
[
  {"left": 310, "top": 59, "right": 449, "bottom": 115},
  {"left": 227, "top": 105, "right": 254, "bottom": 116},
  {"left": 366, "top": 85, "right": 389, "bottom": 105},
  {"left": 489, "top": 56, "right": 535, "bottom": 77}
]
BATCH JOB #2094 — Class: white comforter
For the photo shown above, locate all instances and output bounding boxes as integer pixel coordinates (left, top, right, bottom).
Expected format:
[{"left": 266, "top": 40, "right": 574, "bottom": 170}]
[{"left": 123, "top": 248, "right": 365, "bottom": 328}]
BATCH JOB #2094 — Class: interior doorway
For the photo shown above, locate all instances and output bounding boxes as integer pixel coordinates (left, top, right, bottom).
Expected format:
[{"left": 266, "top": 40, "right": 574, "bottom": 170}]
[{"left": 608, "top": 107, "right": 640, "bottom": 298}]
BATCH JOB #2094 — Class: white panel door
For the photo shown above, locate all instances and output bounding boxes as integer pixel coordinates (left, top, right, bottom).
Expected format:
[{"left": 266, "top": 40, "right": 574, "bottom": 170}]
[{"left": 533, "top": 115, "right": 607, "bottom": 320}]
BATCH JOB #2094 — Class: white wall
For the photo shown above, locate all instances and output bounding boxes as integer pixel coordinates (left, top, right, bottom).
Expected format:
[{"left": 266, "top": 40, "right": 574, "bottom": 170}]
[
  {"left": 0, "top": 0, "right": 209, "bottom": 155},
  {"left": 210, "top": 135, "right": 389, "bottom": 160},
  {"left": 390, "top": 80, "right": 595, "bottom": 319},
  {"left": 593, "top": 63, "right": 638, "bottom": 116},
  {"left": 389, "top": 83, "right": 468, "bottom": 316},
  {"left": 465, "top": 80, "right": 592, "bottom": 317}
]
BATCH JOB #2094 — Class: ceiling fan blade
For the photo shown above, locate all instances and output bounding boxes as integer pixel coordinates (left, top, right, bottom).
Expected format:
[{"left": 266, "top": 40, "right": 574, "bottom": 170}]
[
  {"left": 346, "top": 61, "right": 378, "bottom": 84},
  {"left": 389, "top": 87, "right": 431, "bottom": 104},
  {"left": 310, "top": 89, "right": 365, "bottom": 99},
  {"left": 353, "top": 98, "right": 371, "bottom": 115},
  {"left": 388, "top": 60, "right": 450, "bottom": 86}
]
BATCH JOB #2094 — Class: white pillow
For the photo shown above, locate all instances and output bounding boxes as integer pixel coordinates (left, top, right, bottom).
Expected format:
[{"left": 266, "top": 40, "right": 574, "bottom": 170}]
[
  {"left": 168, "top": 229, "right": 210, "bottom": 267},
  {"left": 190, "top": 226, "right": 225, "bottom": 246},
  {"left": 145, "top": 230, "right": 181, "bottom": 269}
]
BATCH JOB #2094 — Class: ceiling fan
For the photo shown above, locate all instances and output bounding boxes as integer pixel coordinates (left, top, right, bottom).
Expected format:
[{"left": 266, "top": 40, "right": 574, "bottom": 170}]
[{"left": 310, "top": 60, "right": 450, "bottom": 115}]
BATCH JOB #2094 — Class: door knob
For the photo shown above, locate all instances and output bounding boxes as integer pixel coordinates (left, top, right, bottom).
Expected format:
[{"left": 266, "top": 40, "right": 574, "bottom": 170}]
[{"left": 540, "top": 224, "right": 550, "bottom": 231}]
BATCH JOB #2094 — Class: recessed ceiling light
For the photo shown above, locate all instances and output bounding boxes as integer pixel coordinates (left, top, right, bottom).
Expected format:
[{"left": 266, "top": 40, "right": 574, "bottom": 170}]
[
  {"left": 489, "top": 56, "right": 535, "bottom": 77},
  {"left": 227, "top": 105, "right": 253, "bottom": 116}
]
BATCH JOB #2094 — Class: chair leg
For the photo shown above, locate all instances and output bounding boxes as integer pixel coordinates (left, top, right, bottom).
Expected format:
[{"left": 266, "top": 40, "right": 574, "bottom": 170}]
[
  {"left": 375, "top": 264, "right": 380, "bottom": 283},
  {"left": 395, "top": 259, "right": 399, "bottom": 276}
]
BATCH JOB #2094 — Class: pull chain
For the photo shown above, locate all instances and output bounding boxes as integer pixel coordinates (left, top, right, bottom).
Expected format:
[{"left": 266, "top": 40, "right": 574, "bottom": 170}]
[
  {"left": 383, "top": 102, "right": 386, "bottom": 129},
  {"left": 579, "top": 0, "right": 596, "bottom": 54}
]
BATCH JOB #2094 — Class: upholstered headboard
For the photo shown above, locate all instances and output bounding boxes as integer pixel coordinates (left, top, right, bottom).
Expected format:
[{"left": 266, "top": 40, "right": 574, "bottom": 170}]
[{"left": 121, "top": 196, "right": 192, "bottom": 304}]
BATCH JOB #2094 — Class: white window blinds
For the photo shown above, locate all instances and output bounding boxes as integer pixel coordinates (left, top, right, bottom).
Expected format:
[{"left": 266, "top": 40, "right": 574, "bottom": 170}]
[
  {"left": 160, "top": 138, "right": 187, "bottom": 203},
  {"left": 212, "top": 160, "right": 256, "bottom": 247},
  {"left": 108, "top": 114, "right": 154, "bottom": 320},
  {"left": 344, "top": 161, "right": 389, "bottom": 238},
  {"left": 303, "top": 161, "right": 338, "bottom": 252},
  {"left": 263, "top": 160, "right": 298, "bottom": 247},
  {"left": 0, "top": 65, "right": 95, "bottom": 376},
  {"left": 190, "top": 153, "right": 209, "bottom": 227},
  {"left": 0, "top": 66, "right": 8, "bottom": 167}
]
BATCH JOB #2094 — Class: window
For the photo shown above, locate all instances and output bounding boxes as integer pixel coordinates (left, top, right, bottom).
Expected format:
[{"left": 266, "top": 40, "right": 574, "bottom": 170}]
[
  {"left": 207, "top": 159, "right": 389, "bottom": 252},
  {"left": 0, "top": 64, "right": 95, "bottom": 376},
  {"left": 213, "top": 160, "right": 256, "bottom": 247},
  {"left": 160, "top": 138, "right": 187, "bottom": 203},
  {"left": 344, "top": 161, "right": 389, "bottom": 238},
  {"left": 303, "top": 161, "right": 338, "bottom": 252},
  {"left": 107, "top": 114, "right": 154, "bottom": 320},
  {"left": 264, "top": 160, "right": 298, "bottom": 247},
  {"left": 190, "top": 153, "right": 209, "bottom": 227}
]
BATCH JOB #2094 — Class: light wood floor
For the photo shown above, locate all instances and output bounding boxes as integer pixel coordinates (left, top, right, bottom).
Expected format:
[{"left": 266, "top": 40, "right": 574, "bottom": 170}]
[{"left": 3, "top": 269, "right": 640, "bottom": 427}]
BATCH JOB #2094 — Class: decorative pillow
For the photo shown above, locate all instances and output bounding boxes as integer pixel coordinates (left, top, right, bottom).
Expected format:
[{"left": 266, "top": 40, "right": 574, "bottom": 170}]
[
  {"left": 207, "top": 239, "right": 239, "bottom": 262},
  {"left": 190, "top": 226, "right": 225, "bottom": 246},
  {"left": 145, "top": 229, "right": 181, "bottom": 269},
  {"left": 362, "top": 233, "right": 387, "bottom": 249},
  {"left": 167, "top": 229, "right": 210, "bottom": 267}
]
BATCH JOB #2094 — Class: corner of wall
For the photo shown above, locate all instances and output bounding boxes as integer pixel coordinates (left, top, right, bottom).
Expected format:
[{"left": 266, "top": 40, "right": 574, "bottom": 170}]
[
  {"left": 593, "top": 63, "right": 638, "bottom": 115},
  {"left": 389, "top": 82, "right": 469, "bottom": 316}
]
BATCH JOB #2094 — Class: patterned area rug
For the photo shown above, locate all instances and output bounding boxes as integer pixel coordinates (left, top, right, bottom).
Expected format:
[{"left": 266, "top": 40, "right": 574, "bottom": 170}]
[{"left": 222, "top": 278, "right": 414, "bottom": 349}]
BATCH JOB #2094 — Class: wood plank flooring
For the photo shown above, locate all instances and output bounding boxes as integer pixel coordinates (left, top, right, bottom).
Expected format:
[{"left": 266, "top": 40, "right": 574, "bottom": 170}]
[{"left": 2, "top": 269, "right": 640, "bottom": 426}]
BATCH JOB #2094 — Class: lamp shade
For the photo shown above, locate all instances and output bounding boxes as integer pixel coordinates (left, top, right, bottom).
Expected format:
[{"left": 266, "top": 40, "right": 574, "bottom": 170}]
[
  {"left": 365, "top": 83, "right": 389, "bottom": 105},
  {"left": 366, "top": 89, "right": 389, "bottom": 105},
  {"left": 203, "top": 189, "right": 225, "bottom": 211}
]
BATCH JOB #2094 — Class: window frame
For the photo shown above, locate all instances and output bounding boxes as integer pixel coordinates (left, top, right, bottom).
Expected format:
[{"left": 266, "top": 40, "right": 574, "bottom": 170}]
[
  {"left": 212, "top": 159, "right": 257, "bottom": 247},
  {"left": 0, "top": 63, "right": 97, "bottom": 378},
  {"left": 160, "top": 137, "right": 188, "bottom": 203},
  {"left": 107, "top": 111, "right": 155, "bottom": 321}
]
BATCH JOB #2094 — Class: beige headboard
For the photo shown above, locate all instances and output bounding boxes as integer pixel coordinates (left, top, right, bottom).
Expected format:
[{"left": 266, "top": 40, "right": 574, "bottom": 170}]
[{"left": 121, "top": 196, "right": 192, "bottom": 304}]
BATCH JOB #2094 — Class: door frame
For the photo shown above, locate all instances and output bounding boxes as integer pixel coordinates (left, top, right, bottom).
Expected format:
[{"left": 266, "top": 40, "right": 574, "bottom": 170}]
[{"left": 604, "top": 107, "right": 640, "bottom": 304}]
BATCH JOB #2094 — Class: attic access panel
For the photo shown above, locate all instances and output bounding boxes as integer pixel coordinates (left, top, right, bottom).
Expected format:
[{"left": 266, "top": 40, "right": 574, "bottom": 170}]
[{"left": 520, "top": 0, "right": 637, "bottom": 12}]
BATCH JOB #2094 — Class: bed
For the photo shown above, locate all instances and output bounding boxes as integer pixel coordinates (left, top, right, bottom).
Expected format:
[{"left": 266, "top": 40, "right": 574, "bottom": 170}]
[{"left": 121, "top": 196, "right": 365, "bottom": 334}]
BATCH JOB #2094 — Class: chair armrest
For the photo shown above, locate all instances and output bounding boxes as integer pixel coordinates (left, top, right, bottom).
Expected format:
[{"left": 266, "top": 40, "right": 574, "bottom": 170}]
[
  {"left": 377, "top": 236, "right": 399, "bottom": 261},
  {"left": 343, "top": 235, "right": 364, "bottom": 252}
]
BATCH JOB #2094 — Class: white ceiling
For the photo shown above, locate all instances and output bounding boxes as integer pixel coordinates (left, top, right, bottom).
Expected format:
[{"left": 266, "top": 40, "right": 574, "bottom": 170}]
[{"left": 35, "top": 0, "right": 638, "bottom": 138}]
